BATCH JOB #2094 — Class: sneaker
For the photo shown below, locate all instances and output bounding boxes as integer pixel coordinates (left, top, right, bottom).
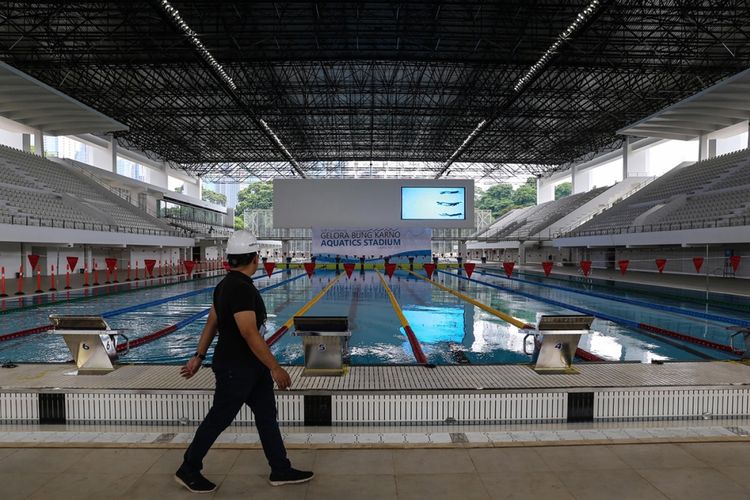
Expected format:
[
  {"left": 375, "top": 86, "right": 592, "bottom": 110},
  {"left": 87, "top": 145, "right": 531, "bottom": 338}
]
[
  {"left": 174, "top": 467, "right": 217, "bottom": 493},
  {"left": 269, "top": 467, "right": 315, "bottom": 486}
]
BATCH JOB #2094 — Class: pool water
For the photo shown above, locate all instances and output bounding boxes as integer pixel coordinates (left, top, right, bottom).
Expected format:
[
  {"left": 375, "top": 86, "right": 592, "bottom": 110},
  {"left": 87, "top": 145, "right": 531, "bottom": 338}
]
[{"left": 0, "top": 267, "right": 745, "bottom": 366}]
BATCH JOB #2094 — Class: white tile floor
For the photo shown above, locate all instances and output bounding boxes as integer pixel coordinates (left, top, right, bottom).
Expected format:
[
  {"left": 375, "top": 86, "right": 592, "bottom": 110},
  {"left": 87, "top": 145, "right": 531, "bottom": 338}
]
[{"left": 1, "top": 420, "right": 749, "bottom": 447}]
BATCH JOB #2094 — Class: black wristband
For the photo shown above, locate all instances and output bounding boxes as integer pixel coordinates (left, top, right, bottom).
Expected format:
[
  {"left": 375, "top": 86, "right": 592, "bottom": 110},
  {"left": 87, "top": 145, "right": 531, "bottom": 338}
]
[{"left": 194, "top": 352, "right": 206, "bottom": 360}]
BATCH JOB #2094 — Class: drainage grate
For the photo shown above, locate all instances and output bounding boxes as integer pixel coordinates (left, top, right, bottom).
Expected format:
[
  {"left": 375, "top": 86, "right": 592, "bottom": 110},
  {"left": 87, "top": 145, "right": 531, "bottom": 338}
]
[
  {"left": 39, "top": 393, "right": 66, "bottom": 424},
  {"left": 568, "top": 392, "right": 594, "bottom": 422},
  {"left": 304, "top": 395, "right": 332, "bottom": 426}
]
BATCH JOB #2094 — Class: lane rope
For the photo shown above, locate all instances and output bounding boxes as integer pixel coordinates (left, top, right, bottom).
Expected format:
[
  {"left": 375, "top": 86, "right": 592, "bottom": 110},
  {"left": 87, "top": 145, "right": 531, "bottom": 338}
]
[
  {"left": 376, "top": 270, "right": 428, "bottom": 364},
  {"left": 479, "top": 268, "right": 750, "bottom": 328},
  {"left": 266, "top": 273, "right": 344, "bottom": 346},
  {"left": 440, "top": 270, "right": 741, "bottom": 356}
]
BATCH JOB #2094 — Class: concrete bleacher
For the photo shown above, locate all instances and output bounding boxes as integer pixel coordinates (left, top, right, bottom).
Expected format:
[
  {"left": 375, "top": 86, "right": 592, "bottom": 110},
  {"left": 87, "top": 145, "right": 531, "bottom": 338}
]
[
  {"left": 571, "top": 149, "right": 750, "bottom": 235},
  {"left": 474, "top": 187, "right": 608, "bottom": 242},
  {"left": 505, "top": 187, "right": 608, "bottom": 239},
  {"left": 0, "top": 145, "right": 180, "bottom": 234}
]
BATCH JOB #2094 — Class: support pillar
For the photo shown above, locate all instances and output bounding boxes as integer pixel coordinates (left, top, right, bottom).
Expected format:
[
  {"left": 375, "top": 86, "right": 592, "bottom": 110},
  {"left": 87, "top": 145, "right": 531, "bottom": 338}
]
[
  {"left": 708, "top": 138, "right": 717, "bottom": 159},
  {"left": 108, "top": 134, "right": 118, "bottom": 173},
  {"left": 536, "top": 177, "right": 555, "bottom": 204},
  {"left": 698, "top": 134, "right": 709, "bottom": 161},
  {"left": 33, "top": 129, "right": 44, "bottom": 157}
]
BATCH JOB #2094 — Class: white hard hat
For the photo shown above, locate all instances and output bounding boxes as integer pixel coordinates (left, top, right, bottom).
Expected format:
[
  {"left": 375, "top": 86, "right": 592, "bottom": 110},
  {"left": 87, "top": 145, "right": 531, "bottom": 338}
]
[{"left": 226, "top": 230, "right": 260, "bottom": 255}]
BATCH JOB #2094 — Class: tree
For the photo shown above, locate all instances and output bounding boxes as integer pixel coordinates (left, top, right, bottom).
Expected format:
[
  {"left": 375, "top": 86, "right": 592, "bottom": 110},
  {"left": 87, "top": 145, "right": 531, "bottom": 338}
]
[
  {"left": 512, "top": 177, "right": 537, "bottom": 206},
  {"left": 476, "top": 178, "right": 538, "bottom": 218},
  {"left": 235, "top": 181, "right": 273, "bottom": 217},
  {"left": 174, "top": 185, "right": 184, "bottom": 193},
  {"left": 476, "top": 183, "right": 515, "bottom": 217},
  {"left": 202, "top": 188, "right": 227, "bottom": 206},
  {"left": 234, "top": 216, "right": 245, "bottom": 230},
  {"left": 555, "top": 182, "right": 572, "bottom": 200}
]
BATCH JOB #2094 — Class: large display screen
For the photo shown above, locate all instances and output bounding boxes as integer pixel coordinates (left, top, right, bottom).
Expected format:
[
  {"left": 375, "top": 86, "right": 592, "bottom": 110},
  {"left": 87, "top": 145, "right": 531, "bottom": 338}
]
[{"left": 401, "top": 187, "right": 466, "bottom": 220}]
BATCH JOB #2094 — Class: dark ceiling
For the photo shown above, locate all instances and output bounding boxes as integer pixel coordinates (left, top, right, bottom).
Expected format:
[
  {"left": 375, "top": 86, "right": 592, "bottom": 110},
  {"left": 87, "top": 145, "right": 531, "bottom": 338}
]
[{"left": 1, "top": 1, "right": 750, "bottom": 181}]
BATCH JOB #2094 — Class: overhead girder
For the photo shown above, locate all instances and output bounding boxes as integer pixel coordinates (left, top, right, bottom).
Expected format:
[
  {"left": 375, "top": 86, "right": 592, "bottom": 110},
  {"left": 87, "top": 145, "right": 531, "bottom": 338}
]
[{"left": 0, "top": 1, "right": 749, "bottom": 182}]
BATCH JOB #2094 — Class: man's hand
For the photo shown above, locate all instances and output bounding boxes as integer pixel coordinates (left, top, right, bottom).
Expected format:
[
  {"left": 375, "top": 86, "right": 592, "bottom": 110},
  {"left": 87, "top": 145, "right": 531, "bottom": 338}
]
[
  {"left": 271, "top": 366, "right": 292, "bottom": 390},
  {"left": 180, "top": 356, "right": 203, "bottom": 379}
]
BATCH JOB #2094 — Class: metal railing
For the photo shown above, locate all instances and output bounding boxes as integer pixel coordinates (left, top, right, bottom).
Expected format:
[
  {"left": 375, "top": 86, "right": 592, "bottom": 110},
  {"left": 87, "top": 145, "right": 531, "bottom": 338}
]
[
  {"left": 0, "top": 213, "right": 187, "bottom": 237},
  {"left": 564, "top": 214, "right": 750, "bottom": 238}
]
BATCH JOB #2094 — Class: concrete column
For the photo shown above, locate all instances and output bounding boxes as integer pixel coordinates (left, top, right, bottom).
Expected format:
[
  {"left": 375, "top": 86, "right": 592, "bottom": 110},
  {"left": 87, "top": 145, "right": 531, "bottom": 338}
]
[
  {"left": 622, "top": 137, "right": 631, "bottom": 180},
  {"left": 22, "top": 133, "right": 31, "bottom": 152},
  {"left": 698, "top": 134, "right": 709, "bottom": 161},
  {"left": 457, "top": 240, "right": 467, "bottom": 258},
  {"left": 536, "top": 177, "right": 555, "bottom": 204},
  {"left": 33, "top": 129, "right": 44, "bottom": 157},
  {"left": 109, "top": 135, "right": 118, "bottom": 173},
  {"left": 622, "top": 136, "right": 648, "bottom": 177},
  {"left": 572, "top": 168, "right": 591, "bottom": 194},
  {"left": 570, "top": 166, "right": 577, "bottom": 194}
]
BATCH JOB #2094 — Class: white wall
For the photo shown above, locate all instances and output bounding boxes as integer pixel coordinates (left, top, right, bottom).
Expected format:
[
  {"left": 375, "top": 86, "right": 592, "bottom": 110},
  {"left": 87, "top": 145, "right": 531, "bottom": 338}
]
[{"left": 273, "top": 178, "right": 475, "bottom": 228}]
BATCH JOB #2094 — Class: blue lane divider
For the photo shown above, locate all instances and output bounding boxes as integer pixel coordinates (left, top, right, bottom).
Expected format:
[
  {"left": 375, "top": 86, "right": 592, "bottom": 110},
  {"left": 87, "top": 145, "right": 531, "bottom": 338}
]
[
  {"left": 438, "top": 270, "right": 639, "bottom": 328},
  {"left": 437, "top": 270, "right": 736, "bottom": 358},
  {"left": 477, "top": 268, "right": 750, "bottom": 328},
  {"left": 102, "top": 269, "right": 287, "bottom": 318},
  {"left": 118, "top": 272, "right": 307, "bottom": 352}
]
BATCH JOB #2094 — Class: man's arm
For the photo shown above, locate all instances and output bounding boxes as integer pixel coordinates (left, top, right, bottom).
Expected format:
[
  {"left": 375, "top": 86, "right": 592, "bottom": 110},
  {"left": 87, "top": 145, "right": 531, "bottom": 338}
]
[
  {"left": 180, "top": 306, "right": 218, "bottom": 379},
  {"left": 234, "top": 310, "right": 292, "bottom": 389}
]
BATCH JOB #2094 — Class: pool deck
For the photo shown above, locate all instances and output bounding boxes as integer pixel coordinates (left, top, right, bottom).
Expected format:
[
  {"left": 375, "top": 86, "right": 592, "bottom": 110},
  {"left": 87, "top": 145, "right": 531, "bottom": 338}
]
[
  {"left": 2, "top": 361, "right": 749, "bottom": 392},
  {"left": 2, "top": 362, "right": 749, "bottom": 426}
]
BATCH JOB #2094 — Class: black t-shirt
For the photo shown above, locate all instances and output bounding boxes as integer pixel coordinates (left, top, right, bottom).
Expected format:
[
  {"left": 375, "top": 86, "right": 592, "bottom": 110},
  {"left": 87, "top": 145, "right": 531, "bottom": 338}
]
[{"left": 212, "top": 270, "right": 267, "bottom": 367}]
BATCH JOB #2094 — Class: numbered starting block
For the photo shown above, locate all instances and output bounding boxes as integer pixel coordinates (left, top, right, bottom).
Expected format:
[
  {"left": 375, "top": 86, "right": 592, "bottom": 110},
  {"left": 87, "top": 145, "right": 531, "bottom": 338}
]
[
  {"left": 292, "top": 316, "right": 351, "bottom": 376},
  {"left": 50, "top": 315, "right": 128, "bottom": 375},
  {"left": 523, "top": 314, "right": 594, "bottom": 374}
]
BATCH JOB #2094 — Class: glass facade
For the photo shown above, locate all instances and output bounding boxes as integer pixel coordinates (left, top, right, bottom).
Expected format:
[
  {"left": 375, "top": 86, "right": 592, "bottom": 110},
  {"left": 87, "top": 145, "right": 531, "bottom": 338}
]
[{"left": 157, "top": 199, "right": 225, "bottom": 226}]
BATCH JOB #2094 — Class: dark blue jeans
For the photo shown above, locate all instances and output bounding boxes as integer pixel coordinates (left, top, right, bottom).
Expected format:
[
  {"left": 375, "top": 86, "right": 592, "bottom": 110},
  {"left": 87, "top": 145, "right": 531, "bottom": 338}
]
[{"left": 182, "top": 364, "right": 291, "bottom": 474}]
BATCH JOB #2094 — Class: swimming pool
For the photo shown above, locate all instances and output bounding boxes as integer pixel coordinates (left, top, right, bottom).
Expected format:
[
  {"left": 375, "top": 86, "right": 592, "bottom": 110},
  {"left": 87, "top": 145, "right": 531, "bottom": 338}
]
[{"left": 0, "top": 267, "right": 745, "bottom": 365}]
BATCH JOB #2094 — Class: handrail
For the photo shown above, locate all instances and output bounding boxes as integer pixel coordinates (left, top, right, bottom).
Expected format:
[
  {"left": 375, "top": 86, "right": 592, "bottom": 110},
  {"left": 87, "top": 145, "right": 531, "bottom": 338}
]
[
  {"left": 564, "top": 214, "right": 750, "bottom": 238},
  {"left": 0, "top": 212, "right": 187, "bottom": 237}
]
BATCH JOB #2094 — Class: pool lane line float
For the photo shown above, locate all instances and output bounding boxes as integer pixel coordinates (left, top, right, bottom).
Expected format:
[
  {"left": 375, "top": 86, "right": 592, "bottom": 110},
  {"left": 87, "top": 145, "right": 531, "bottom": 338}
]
[
  {"left": 116, "top": 273, "right": 308, "bottom": 352},
  {"left": 478, "top": 269, "right": 750, "bottom": 329},
  {"left": 266, "top": 273, "right": 345, "bottom": 346},
  {"left": 0, "top": 269, "right": 288, "bottom": 342},
  {"left": 441, "top": 270, "right": 742, "bottom": 357},
  {"left": 375, "top": 270, "right": 429, "bottom": 365},
  {"left": 406, "top": 269, "right": 533, "bottom": 330}
]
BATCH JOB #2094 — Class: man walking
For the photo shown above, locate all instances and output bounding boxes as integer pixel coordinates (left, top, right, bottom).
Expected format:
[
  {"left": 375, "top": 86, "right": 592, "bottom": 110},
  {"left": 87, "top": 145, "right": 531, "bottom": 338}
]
[{"left": 175, "top": 230, "right": 314, "bottom": 493}]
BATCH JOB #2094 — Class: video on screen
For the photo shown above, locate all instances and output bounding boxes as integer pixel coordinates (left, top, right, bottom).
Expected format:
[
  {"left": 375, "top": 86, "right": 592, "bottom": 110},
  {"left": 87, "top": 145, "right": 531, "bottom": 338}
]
[{"left": 401, "top": 187, "right": 466, "bottom": 220}]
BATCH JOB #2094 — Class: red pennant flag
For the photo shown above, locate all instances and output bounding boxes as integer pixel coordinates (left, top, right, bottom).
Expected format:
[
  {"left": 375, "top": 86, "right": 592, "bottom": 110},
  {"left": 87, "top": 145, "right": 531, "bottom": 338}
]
[
  {"left": 343, "top": 263, "right": 356, "bottom": 278},
  {"left": 580, "top": 260, "right": 592, "bottom": 277},
  {"left": 655, "top": 258, "right": 667, "bottom": 273},
  {"left": 541, "top": 261, "right": 553, "bottom": 277},
  {"left": 502, "top": 261, "right": 515, "bottom": 278},
  {"left": 384, "top": 263, "right": 397, "bottom": 278},
  {"left": 692, "top": 257, "right": 704, "bottom": 273},
  {"left": 423, "top": 263, "right": 436, "bottom": 279},
  {"left": 222, "top": 261, "right": 231, "bottom": 271},
  {"left": 618, "top": 260, "right": 629, "bottom": 275},
  {"left": 730, "top": 255, "right": 741, "bottom": 272},
  {"left": 184, "top": 260, "right": 195, "bottom": 275},
  {"left": 105, "top": 258, "right": 117, "bottom": 273},
  {"left": 303, "top": 262, "right": 315, "bottom": 278},
  {"left": 27, "top": 254, "right": 40, "bottom": 270},
  {"left": 264, "top": 261, "right": 276, "bottom": 277},
  {"left": 66, "top": 256, "right": 79, "bottom": 272},
  {"left": 464, "top": 263, "right": 476, "bottom": 278},
  {"left": 144, "top": 259, "right": 156, "bottom": 277}
]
